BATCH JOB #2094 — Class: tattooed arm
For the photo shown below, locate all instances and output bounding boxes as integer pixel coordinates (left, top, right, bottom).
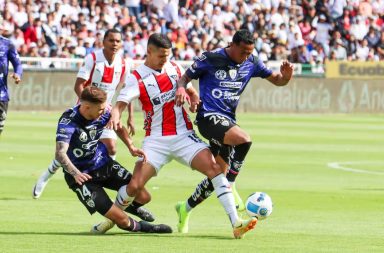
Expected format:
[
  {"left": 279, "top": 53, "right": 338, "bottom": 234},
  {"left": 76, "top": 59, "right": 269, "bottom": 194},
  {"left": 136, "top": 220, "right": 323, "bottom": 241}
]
[{"left": 55, "top": 141, "right": 92, "bottom": 185}]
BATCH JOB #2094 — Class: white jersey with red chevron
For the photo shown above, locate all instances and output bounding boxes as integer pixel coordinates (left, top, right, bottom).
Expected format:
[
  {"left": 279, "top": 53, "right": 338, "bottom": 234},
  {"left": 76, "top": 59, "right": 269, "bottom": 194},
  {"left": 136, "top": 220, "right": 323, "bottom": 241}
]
[
  {"left": 117, "top": 61, "right": 193, "bottom": 137},
  {"left": 77, "top": 49, "right": 129, "bottom": 104}
]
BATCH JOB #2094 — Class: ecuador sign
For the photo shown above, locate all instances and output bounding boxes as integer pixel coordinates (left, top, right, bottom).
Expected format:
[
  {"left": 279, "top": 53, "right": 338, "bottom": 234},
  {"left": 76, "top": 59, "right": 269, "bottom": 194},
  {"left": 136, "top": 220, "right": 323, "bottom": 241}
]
[{"left": 326, "top": 61, "right": 384, "bottom": 79}]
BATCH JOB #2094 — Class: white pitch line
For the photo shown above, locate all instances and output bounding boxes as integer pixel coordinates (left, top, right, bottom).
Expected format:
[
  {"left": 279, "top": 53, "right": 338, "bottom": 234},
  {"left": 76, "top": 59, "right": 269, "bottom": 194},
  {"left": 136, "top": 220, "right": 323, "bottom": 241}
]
[{"left": 327, "top": 161, "right": 384, "bottom": 175}]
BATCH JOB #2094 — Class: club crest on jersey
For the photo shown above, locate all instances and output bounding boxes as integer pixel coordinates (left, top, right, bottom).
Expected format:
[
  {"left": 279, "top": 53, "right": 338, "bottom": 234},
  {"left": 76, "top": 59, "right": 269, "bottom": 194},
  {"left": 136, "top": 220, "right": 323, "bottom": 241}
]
[
  {"left": 79, "top": 131, "right": 88, "bottom": 142},
  {"left": 229, "top": 69, "right": 237, "bottom": 80},
  {"left": 89, "top": 130, "right": 97, "bottom": 140},
  {"left": 215, "top": 70, "right": 227, "bottom": 80}
]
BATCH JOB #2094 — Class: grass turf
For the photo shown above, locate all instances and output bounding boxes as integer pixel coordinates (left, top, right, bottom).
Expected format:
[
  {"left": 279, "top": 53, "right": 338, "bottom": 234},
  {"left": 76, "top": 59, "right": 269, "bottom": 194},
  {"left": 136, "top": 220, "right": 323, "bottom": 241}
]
[{"left": 0, "top": 112, "right": 383, "bottom": 253}]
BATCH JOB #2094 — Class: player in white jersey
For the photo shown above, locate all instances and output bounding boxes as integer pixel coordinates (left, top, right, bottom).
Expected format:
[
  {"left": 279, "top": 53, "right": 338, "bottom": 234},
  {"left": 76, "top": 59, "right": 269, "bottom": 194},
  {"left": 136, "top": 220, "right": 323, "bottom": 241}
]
[
  {"left": 92, "top": 33, "right": 257, "bottom": 239},
  {"left": 32, "top": 29, "right": 154, "bottom": 222}
]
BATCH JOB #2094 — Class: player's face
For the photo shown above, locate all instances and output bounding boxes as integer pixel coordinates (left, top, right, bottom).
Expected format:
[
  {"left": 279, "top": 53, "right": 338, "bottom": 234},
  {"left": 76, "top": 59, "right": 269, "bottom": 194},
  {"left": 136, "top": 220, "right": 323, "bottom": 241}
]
[
  {"left": 85, "top": 101, "right": 107, "bottom": 120},
  {"left": 103, "top": 32, "right": 122, "bottom": 54},
  {"left": 147, "top": 45, "right": 171, "bottom": 70},
  {"left": 231, "top": 42, "right": 254, "bottom": 64}
]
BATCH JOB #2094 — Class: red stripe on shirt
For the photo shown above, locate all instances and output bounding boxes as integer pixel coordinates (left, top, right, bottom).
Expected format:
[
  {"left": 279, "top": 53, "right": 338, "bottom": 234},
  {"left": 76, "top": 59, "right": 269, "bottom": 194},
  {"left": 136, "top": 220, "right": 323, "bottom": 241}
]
[
  {"left": 134, "top": 70, "right": 154, "bottom": 136},
  {"left": 84, "top": 52, "right": 96, "bottom": 88},
  {"left": 170, "top": 61, "right": 181, "bottom": 78},
  {"left": 101, "top": 66, "right": 114, "bottom": 83},
  {"left": 156, "top": 73, "right": 176, "bottom": 136}
]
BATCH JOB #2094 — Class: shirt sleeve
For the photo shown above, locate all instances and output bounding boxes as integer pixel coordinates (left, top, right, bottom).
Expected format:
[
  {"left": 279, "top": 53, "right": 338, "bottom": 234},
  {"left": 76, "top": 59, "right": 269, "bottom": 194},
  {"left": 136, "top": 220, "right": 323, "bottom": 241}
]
[
  {"left": 116, "top": 73, "right": 140, "bottom": 104},
  {"left": 173, "top": 62, "right": 192, "bottom": 89},
  {"left": 185, "top": 54, "right": 209, "bottom": 80},
  {"left": 56, "top": 117, "right": 76, "bottom": 143},
  {"left": 8, "top": 42, "right": 23, "bottom": 77},
  {"left": 77, "top": 53, "right": 95, "bottom": 80},
  {"left": 252, "top": 57, "right": 273, "bottom": 78}
]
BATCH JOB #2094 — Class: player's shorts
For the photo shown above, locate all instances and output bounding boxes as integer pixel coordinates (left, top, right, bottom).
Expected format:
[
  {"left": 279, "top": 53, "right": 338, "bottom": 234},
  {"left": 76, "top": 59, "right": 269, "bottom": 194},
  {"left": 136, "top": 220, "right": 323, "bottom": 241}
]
[
  {"left": 195, "top": 114, "right": 237, "bottom": 165},
  {"left": 0, "top": 101, "right": 9, "bottom": 133},
  {"left": 140, "top": 130, "right": 209, "bottom": 174},
  {"left": 100, "top": 128, "right": 117, "bottom": 140},
  {"left": 64, "top": 160, "right": 132, "bottom": 215}
]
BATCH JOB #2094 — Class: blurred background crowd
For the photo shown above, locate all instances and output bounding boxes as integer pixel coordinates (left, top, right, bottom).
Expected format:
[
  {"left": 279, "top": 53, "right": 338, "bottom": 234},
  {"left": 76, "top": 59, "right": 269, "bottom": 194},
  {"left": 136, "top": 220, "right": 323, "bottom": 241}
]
[{"left": 0, "top": 0, "right": 383, "bottom": 65}]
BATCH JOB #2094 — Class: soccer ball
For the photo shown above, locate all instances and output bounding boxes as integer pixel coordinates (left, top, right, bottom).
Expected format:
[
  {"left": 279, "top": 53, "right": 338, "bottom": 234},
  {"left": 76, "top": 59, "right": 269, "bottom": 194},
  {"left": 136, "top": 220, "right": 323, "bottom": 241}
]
[{"left": 245, "top": 192, "right": 273, "bottom": 220}]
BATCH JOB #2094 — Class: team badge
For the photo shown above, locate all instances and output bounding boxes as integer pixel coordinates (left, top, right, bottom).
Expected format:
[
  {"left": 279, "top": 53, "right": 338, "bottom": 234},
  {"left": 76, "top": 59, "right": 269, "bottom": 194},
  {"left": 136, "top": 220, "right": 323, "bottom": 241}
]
[
  {"left": 229, "top": 69, "right": 237, "bottom": 80},
  {"left": 215, "top": 70, "right": 227, "bottom": 80},
  {"left": 79, "top": 131, "right": 88, "bottom": 142},
  {"left": 89, "top": 130, "right": 97, "bottom": 140}
]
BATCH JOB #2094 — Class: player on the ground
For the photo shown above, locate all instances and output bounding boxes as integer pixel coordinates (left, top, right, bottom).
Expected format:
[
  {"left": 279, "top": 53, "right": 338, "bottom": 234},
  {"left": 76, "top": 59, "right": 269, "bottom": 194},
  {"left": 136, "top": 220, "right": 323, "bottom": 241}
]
[
  {"left": 55, "top": 86, "right": 171, "bottom": 234},
  {"left": 0, "top": 30, "right": 22, "bottom": 135},
  {"left": 93, "top": 33, "right": 257, "bottom": 239},
  {"left": 174, "top": 29, "right": 293, "bottom": 233},
  {"left": 32, "top": 30, "right": 148, "bottom": 221}
]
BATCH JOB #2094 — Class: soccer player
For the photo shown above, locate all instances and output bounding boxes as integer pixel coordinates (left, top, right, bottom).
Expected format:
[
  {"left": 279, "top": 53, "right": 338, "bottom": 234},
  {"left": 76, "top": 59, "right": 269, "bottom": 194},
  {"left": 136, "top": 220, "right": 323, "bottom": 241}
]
[
  {"left": 94, "top": 33, "right": 257, "bottom": 239},
  {"left": 0, "top": 29, "right": 22, "bottom": 135},
  {"left": 174, "top": 29, "right": 293, "bottom": 233},
  {"left": 32, "top": 29, "right": 144, "bottom": 219},
  {"left": 55, "top": 86, "right": 171, "bottom": 234}
]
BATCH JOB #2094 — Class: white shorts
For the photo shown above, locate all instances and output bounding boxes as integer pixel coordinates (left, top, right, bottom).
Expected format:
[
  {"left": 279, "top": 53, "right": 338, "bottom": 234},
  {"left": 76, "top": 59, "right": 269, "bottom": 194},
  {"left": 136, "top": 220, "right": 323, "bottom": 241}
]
[
  {"left": 100, "top": 128, "right": 117, "bottom": 140},
  {"left": 140, "top": 130, "right": 209, "bottom": 174}
]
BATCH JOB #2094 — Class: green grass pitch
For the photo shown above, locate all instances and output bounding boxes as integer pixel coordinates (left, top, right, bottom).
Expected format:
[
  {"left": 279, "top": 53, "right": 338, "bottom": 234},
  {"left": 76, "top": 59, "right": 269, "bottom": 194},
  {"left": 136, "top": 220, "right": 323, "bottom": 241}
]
[{"left": 0, "top": 111, "right": 383, "bottom": 253}]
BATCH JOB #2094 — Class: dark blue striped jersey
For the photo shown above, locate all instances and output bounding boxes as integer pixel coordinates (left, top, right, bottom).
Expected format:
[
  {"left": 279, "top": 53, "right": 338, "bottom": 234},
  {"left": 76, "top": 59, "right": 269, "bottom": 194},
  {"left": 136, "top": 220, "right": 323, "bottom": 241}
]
[
  {"left": 56, "top": 105, "right": 111, "bottom": 173},
  {"left": 186, "top": 48, "right": 272, "bottom": 122},
  {"left": 0, "top": 36, "right": 22, "bottom": 102}
]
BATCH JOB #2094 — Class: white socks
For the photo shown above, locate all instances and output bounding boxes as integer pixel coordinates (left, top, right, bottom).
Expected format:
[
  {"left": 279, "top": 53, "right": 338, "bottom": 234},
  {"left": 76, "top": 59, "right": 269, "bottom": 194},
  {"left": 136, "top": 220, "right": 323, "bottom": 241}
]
[
  {"left": 47, "top": 159, "right": 61, "bottom": 175},
  {"left": 211, "top": 173, "right": 239, "bottom": 226},
  {"left": 115, "top": 185, "right": 134, "bottom": 210}
]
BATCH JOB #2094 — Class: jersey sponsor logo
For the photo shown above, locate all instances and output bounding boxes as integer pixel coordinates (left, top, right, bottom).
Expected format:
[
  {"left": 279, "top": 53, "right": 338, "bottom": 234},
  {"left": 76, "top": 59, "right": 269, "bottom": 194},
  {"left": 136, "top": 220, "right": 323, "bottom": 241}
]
[
  {"left": 215, "top": 70, "right": 227, "bottom": 80},
  {"left": 59, "top": 128, "right": 66, "bottom": 133},
  {"left": 211, "top": 88, "right": 240, "bottom": 101},
  {"left": 229, "top": 69, "right": 237, "bottom": 80},
  {"left": 152, "top": 89, "right": 176, "bottom": 106},
  {"left": 85, "top": 125, "right": 97, "bottom": 130},
  {"left": 219, "top": 81, "right": 242, "bottom": 89},
  {"left": 79, "top": 131, "right": 88, "bottom": 142},
  {"left": 59, "top": 118, "right": 71, "bottom": 125}
]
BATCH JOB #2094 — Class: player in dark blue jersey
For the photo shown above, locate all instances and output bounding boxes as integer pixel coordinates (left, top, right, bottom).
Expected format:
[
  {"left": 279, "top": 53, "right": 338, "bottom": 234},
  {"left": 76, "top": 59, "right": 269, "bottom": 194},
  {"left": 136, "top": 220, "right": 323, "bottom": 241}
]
[
  {"left": 55, "top": 86, "right": 171, "bottom": 234},
  {"left": 174, "top": 29, "right": 293, "bottom": 233},
  {"left": 0, "top": 34, "right": 22, "bottom": 135}
]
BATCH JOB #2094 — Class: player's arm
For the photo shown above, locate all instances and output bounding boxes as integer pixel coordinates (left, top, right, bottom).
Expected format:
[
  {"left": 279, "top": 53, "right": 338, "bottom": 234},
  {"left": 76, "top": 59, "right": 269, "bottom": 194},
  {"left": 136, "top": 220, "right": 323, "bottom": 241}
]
[
  {"left": 74, "top": 78, "right": 87, "bottom": 98},
  {"left": 265, "top": 60, "right": 293, "bottom": 86},
  {"left": 127, "top": 102, "right": 135, "bottom": 136},
  {"left": 74, "top": 54, "right": 94, "bottom": 98},
  {"left": 8, "top": 43, "right": 22, "bottom": 84},
  {"left": 109, "top": 101, "right": 128, "bottom": 131},
  {"left": 185, "top": 86, "right": 200, "bottom": 113},
  {"left": 175, "top": 73, "right": 193, "bottom": 106},
  {"left": 115, "top": 125, "right": 146, "bottom": 162},
  {"left": 55, "top": 141, "right": 92, "bottom": 185}
]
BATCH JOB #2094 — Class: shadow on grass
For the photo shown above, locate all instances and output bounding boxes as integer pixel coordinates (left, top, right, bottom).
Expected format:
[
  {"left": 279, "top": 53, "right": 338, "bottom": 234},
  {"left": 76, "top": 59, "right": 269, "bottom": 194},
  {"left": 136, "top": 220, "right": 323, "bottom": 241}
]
[{"left": 0, "top": 231, "right": 232, "bottom": 240}]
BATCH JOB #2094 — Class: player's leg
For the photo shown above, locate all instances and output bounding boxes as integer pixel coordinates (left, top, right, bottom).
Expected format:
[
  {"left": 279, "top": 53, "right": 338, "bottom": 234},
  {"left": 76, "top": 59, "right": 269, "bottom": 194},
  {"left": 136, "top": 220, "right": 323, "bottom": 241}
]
[
  {"left": 63, "top": 170, "right": 171, "bottom": 234},
  {"left": 174, "top": 132, "right": 256, "bottom": 238},
  {"left": 32, "top": 158, "right": 61, "bottom": 199},
  {"left": 101, "top": 160, "right": 155, "bottom": 222},
  {"left": 189, "top": 148, "right": 257, "bottom": 238},
  {"left": 0, "top": 101, "right": 8, "bottom": 135},
  {"left": 100, "top": 129, "right": 117, "bottom": 160}
]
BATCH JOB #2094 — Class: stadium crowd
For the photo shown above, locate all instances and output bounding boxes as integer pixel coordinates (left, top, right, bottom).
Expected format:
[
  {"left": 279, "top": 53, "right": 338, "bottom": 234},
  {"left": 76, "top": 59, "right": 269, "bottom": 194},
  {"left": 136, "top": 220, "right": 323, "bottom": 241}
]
[{"left": 0, "top": 0, "right": 383, "bottom": 65}]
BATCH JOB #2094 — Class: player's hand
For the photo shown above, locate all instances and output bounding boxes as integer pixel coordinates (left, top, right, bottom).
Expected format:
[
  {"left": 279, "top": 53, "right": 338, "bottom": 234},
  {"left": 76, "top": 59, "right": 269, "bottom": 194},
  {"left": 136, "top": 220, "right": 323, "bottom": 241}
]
[
  {"left": 175, "top": 87, "right": 188, "bottom": 106},
  {"left": 189, "top": 93, "right": 200, "bottom": 113},
  {"left": 129, "top": 147, "right": 147, "bottom": 163},
  {"left": 73, "top": 172, "right": 92, "bottom": 185},
  {"left": 127, "top": 117, "right": 135, "bottom": 136},
  {"left": 11, "top": 74, "right": 21, "bottom": 84},
  {"left": 280, "top": 60, "right": 294, "bottom": 82},
  {"left": 107, "top": 110, "right": 122, "bottom": 131}
]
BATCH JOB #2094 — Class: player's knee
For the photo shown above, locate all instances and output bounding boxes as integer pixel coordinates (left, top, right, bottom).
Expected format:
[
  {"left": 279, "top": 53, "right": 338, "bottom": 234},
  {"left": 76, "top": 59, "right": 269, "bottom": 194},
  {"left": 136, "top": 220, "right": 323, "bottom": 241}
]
[
  {"left": 107, "top": 146, "right": 117, "bottom": 156},
  {"left": 128, "top": 179, "right": 143, "bottom": 197}
]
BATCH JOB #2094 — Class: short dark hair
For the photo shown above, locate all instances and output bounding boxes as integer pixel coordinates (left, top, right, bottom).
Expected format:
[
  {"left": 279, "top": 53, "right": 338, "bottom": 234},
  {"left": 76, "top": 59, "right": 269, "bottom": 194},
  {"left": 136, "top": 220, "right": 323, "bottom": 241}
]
[
  {"left": 80, "top": 86, "right": 107, "bottom": 104},
  {"left": 232, "top": 29, "right": 255, "bottom": 45},
  {"left": 147, "top": 33, "right": 172, "bottom": 49},
  {"left": 103, "top": 28, "right": 122, "bottom": 40}
]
